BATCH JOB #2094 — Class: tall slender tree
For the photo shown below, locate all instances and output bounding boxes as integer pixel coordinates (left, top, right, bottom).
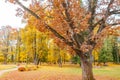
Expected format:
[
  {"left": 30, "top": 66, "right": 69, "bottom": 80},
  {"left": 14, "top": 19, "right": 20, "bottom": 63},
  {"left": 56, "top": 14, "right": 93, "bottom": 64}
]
[{"left": 0, "top": 26, "right": 17, "bottom": 64}]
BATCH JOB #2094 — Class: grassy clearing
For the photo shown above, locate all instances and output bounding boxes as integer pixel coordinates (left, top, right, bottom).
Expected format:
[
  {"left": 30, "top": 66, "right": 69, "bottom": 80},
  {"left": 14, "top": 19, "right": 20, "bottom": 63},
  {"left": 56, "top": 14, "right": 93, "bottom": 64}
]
[
  {"left": 93, "top": 65, "right": 120, "bottom": 79},
  {"left": 36, "top": 64, "right": 120, "bottom": 79},
  {"left": 0, "top": 64, "right": 17, "bottom": 70},
  {"left": 0, "top": 63, "right": 120, "bottom": 80},
  {"left": 38, "top": 66, "right": 82, "bottom": 75},
  {"left": 21, "top": 63, "right": 120, "bottom": 79}
]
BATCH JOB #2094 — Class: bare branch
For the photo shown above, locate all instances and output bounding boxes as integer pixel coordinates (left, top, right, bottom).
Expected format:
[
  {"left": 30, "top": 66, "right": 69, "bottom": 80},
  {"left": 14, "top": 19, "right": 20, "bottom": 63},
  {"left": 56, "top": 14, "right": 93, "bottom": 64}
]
[
  {"left": 97, "top": 19, "right": 106, "bottom": 33},
  {"left": 62, "top": 1, "right": 74, "bottom": 29},
  {"left": 105, "top": 0, "right": 114, "bottom": 18},
  {"left": 107, "top": 0, "right": 114, "bottom": 12},
  {"left": 108, "top": 22, "right": 120, "bottom": 26},
  {"left": 97, "top": 0, "right": 114, "bottom": 33},
  {"left": 110, "top": 10, "right": 120, "bottom": 15},
  {"left": 93, "top": 18, "right": 104, "bottom": 27},
  {"left": 88, "top": 0, "right": 98, "bottom": 31},
  {"left": 15, "top": 0, "right": 40, "bottom": 19}
]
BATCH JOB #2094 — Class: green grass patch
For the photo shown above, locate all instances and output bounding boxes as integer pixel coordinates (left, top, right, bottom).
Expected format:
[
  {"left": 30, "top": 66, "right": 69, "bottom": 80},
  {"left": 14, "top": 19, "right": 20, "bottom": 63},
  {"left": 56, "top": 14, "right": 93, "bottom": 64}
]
[
  {"left": 36, "top": 64, "right": 120, "bottom": 79},
  {"left": 93, "top": 66, "right": 120, "bottom": 79}
]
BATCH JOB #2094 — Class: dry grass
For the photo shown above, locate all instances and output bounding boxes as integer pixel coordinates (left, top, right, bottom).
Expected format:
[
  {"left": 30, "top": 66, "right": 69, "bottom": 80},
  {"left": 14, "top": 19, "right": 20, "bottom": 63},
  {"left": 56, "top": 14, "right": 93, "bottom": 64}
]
[
  {"left": 0, "top": 65, "right": 119, "bottom": 80},
  {"left": 0, "top": 70, "right": 116, "bottom": 80}
]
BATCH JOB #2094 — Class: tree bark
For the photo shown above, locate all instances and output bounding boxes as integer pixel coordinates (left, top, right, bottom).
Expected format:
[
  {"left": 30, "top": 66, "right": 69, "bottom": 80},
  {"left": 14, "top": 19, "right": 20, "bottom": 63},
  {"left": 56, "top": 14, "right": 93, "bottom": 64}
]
[
  {"left": 58, "top": 57, "right": 62, "bottom": 68},
  {"left": 78, "top": 53, "right": 95, "bottom": 80},
  {"left": 4, "top": 54, "right": 7, "bottom": 64}
]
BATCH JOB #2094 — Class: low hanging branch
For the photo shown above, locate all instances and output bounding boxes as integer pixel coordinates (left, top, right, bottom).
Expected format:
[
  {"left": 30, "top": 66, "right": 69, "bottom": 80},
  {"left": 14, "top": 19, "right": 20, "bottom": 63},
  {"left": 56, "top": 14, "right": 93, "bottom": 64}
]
[{"left": 108, "top": 22, "right": 120, "bottom": 26}]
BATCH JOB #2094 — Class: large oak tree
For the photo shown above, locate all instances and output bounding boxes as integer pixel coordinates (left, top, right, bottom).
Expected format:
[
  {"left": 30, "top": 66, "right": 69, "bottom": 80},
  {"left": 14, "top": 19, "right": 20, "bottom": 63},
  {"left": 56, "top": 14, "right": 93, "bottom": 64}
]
[{"left": 7, "top": 0, "right": 120, "bottom": 80}]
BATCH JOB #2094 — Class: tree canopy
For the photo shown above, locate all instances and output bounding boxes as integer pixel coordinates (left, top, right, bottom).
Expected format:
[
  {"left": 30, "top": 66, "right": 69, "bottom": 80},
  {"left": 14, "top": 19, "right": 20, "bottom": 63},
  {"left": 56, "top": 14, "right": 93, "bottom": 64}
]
[{"left": 6, "top": 0, "right": 120, "bottom": 80}]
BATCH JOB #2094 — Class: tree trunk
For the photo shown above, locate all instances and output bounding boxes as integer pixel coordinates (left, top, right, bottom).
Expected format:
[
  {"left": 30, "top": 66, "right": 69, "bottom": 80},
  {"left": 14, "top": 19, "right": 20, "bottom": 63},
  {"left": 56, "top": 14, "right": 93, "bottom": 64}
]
[
  {"left": 58, "top": 56, "right": 62, "bottom": 67},
  {"left": 79, "top": 54, "right": 95, "bottom": 80},
  {"left": 4, "top": 54, "right": 7, "bottom": 64},
  {"left": 63, "top": 52, "right": 66, "bottom": 64},
  {"left": 36, "top": 58, "right": 40, "bottom": 68},
  {"left": 11, "top": 54, "right": 14, "bottom": 62},
  {"left": 34, "top": 57, "right": 37, "bottom": 65}
]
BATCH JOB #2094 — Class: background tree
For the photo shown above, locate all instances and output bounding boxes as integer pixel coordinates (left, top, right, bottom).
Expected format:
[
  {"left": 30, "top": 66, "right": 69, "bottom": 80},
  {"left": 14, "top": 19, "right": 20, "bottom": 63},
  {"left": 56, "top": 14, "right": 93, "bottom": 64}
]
[
  {"left": 0, "top": 26, "right": 15, "bottom": 64},
  {"left": 112, "top": 36, "right": 120, "bottom": 63},
  {"left": 71, "top": 54, "right": 81, "bottom": 66},
  {"left": 47, "top": 39, "right": 71, "bottom": 66},
  {"left": 16, "top": 29, "right": 21, "bottom": 63},
  {"left": 60, "top": 48, "right": 71, "bottom": 64},
  {"left": 98, "top": 36, "right": 113, "bottom": 66},
  {"left": 92, "top": 48, "right": 99, "bottom": 65},
  {"left": 20, "top": 25, "right": 50, "bottom": 65}
]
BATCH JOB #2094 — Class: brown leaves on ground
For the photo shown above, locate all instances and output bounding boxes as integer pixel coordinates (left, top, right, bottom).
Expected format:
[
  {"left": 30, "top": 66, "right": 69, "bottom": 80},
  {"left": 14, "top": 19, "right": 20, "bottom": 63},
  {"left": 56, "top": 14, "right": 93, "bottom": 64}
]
[{"left": 0, "top": 70, "right": 117, "bottom": 80}]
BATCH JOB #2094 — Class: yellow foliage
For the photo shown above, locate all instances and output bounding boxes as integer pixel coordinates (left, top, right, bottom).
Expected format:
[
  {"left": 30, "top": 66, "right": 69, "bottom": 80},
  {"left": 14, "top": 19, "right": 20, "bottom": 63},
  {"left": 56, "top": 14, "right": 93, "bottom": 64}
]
[
  {"left": 93, "top": 25, "right": 99, "bottom": 35},
  {"left": 0, "top": 54, "right": 4, "bottom": 61},
  {"left": 20, "top": 52, "right": 27, "bottom": 62},
  {"left": 92, "top": 49, "right": 99, "bottom": 61}
]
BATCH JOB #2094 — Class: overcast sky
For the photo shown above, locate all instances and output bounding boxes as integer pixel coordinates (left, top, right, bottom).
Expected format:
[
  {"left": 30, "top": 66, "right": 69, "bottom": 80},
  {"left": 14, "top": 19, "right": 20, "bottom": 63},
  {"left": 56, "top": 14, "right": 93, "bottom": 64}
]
[{"left": 0, "top": 0, "right": 27, "bottom": 29}]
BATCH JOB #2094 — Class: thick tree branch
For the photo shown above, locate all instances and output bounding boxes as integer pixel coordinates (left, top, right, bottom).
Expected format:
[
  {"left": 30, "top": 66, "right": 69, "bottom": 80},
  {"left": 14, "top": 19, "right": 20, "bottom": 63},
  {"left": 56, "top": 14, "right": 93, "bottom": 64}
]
[
  {"left": 62, "top": 1, "right": 74, "bottom": 29},
  {"left": 93, "top": 18, "right": 104, "bottom": 28},
  {"left": 15, "top": 0, "right": 73, "bottom": 47},
  {"left": 88, "top": 0, "right": 98, "bottom": 30},
  {"left": 107, "top": 0, "right": 114, "bottom": 12},
  {"left": 61, "top": 1, "right": 82, "bottom": 48},
  {"left": 110, "top": 10, "right": 120, "bottom": 15},
  {"left": 104, "top": 0, "right": 114, "bottom": 19},
  {"left": 108, "top": 22, "right": 120, "bottom": 26},
  {"left": 15, "top": 0, "right": 40, "bottom": 19},
  {"left": 97, "top": 0, "right": 114, "bottom": 33},
  {"left": 88, "top": 0, "right": 98, "bottom": 20},
  {"left": 97, "top": 19, "right": 106, "bottom": 33},
  {"left": 86, "top": 0, "right": 98, "bottom": 46}
]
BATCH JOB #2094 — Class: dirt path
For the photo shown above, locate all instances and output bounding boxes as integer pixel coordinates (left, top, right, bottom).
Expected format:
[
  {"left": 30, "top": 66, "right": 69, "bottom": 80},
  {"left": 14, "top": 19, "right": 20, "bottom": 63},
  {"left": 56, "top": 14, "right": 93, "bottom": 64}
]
[{"left": 0, "top": 67, "right": 18, "bottom": 77}]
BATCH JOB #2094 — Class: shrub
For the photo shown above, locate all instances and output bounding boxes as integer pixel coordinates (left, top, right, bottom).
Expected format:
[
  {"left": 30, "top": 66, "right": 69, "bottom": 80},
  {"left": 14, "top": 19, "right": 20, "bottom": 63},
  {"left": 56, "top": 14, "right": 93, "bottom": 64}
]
[
  {"left": 18, "top": 67, "right": 26, "bottom": 72},
  {"left": 26, "top": 68, "right": 31, "bottom": 71}
]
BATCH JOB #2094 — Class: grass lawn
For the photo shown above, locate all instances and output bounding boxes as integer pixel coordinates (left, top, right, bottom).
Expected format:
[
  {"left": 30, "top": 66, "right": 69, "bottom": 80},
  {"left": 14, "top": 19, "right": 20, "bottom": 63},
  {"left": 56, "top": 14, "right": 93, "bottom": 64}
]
[
  {"left": 93, "top": 65, "right": 120, "bottom": 79},
  {"left": 37, "top": 65, "right": 120, "bottom": 79},
  {"left": 0, "top": 64, "right": 120, "bottom": 80}
]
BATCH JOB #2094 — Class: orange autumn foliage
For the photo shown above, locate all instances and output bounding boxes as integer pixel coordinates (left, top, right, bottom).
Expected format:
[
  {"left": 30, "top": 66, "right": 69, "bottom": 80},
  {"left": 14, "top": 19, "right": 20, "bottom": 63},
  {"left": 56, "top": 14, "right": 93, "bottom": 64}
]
[{"left": 7, "top": 0, "right": 120, "bottom": 80}]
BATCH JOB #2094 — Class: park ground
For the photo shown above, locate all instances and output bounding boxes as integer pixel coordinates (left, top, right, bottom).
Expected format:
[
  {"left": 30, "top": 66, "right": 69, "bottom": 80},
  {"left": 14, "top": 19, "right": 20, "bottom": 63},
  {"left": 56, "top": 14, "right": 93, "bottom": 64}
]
[{"left": 0, "top": 63, "right": 119, "bottom": 80}]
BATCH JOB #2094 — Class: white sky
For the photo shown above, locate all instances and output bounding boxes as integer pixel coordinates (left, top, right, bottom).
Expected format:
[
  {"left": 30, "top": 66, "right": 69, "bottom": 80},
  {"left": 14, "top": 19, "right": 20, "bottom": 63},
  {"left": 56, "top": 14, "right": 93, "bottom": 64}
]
[
  {"left": 0, "top": 0, "right": 27, "bottom": 29},
  {"left": 0, "top": 0, "right": 47, "bottom": 29}
]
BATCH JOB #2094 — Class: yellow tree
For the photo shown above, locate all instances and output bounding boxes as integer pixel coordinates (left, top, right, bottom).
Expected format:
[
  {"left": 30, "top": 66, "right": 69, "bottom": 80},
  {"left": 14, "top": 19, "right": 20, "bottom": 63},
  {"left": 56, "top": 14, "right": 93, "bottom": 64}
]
[
  {"left": 48, "top": 39, "right": 71, "bottom": 66},
  {"left": 60, "top": 49, "right": 71, "bottom": 64},
  {"left": 20, "top": 24, "right": 50, "bottom": 65}
]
